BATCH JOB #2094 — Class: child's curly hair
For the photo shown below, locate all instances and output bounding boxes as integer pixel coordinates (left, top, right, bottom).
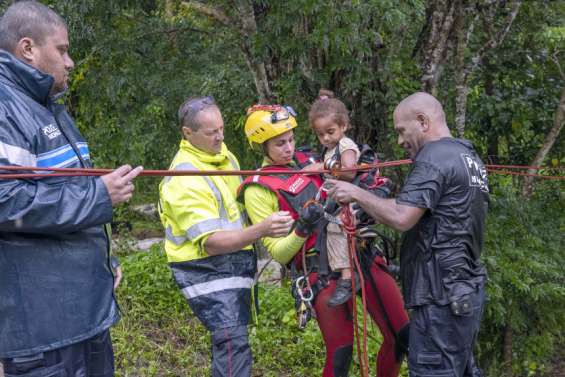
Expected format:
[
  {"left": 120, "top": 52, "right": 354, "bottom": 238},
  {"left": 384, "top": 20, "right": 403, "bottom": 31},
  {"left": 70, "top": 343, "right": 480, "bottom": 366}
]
[{"left": 308, "top": 89, "right": 350, "bottom": 129}]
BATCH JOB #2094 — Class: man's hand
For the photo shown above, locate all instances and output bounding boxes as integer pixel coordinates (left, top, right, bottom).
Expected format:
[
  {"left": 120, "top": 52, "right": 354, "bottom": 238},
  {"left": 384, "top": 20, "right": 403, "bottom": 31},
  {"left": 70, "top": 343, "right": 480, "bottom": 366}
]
[
  {"left": 110, "top": 256, "right": 122, "bottom": 290},
  {"left": 262, "top": 211, "right": 294, "bottom": 238},
  {"left": 295, "top": 202, "right": 324, "bottom": 236},
  {"left": 324, "top": 179, "right": 361, "bottom": 205},
  {"left": 113, "top": 265, "right": 123, "bottom": 290},
  {"left": 101, "top": 165, "right": 144, "bottom": 205}
]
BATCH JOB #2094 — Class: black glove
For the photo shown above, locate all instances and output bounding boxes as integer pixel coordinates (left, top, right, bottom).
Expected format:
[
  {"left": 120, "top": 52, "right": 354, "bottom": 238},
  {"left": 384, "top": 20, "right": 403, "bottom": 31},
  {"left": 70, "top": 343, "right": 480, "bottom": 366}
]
[
  {"left": 352, "top": 203, "right": 372, "bottom": 224},
  {"left": 295, "top": 202, "right": 324, "bottom": 236}
]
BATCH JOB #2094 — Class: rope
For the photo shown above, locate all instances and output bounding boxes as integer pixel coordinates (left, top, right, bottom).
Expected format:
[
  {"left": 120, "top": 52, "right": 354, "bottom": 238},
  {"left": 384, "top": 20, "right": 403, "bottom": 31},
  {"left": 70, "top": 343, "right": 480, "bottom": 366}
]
[
  {"left": 0, "top": 160, "right": 411, "bottom": 179},
  {"left": 486, "top": 168, "right": 565, "bottom": 180},
  {"left": 0, "top": 159, "right": 563, "bottom": 180},
  {"left": 341, "top": 205, "right": 370, "bottom": 377},
  {"left": 486, "top": 163, "right": 564, "bottom": 171}
]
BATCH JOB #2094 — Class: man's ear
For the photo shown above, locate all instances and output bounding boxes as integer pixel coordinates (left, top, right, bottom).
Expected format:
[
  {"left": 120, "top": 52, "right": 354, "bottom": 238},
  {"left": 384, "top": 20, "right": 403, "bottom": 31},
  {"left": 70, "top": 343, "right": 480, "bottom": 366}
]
[
  {"left": 15, "top": 37, "right": 36, "bottom": 63},
  {"left": 181, "top": 126, "right": 192, "bottom": 140},
  {"left": 416, "top": 113, "right": 430, "bottom": 132}
]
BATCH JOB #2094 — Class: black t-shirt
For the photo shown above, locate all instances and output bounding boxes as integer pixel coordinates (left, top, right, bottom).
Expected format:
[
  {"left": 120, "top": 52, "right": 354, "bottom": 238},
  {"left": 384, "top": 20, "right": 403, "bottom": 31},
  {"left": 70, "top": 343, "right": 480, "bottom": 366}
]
[{"left": 396, "top": 138, "right": 489, "bottom": 308}]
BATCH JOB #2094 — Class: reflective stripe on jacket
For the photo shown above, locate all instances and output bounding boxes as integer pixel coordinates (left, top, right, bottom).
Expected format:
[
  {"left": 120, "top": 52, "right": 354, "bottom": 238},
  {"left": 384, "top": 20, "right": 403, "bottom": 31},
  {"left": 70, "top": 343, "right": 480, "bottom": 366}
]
[
  {"left": 158, "top": 139, "right": 249, "bottom": 262},
  {"left": 0, "top": 50, "right": 116, "bottom": 357}
]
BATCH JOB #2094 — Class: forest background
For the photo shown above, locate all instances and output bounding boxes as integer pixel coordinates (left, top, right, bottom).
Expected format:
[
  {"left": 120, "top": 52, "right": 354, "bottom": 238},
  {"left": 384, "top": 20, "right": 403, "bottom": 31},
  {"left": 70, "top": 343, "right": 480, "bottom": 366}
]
[{"left": 0, "top": 0, "right": 563, "bottom": 376}]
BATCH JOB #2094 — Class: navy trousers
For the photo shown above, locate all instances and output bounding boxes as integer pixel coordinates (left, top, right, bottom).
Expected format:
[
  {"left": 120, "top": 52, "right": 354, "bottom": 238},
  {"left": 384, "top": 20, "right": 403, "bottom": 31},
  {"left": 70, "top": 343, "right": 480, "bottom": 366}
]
[
  {"left": 408, "top": 286, "right": 485, "bottom": 377},
  {"left": 211, "top": 325, "right": 252, "bottom": 377},
  {"left": 1, "top": 330, "right": 114, "bottom": 377}
]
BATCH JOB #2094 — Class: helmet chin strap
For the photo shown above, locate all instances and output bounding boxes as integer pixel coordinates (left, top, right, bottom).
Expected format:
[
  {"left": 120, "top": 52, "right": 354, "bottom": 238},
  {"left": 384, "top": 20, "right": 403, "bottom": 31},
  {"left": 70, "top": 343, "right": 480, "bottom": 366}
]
[{"left": 262, "top": 143, "right": 276, "bottom": 164}]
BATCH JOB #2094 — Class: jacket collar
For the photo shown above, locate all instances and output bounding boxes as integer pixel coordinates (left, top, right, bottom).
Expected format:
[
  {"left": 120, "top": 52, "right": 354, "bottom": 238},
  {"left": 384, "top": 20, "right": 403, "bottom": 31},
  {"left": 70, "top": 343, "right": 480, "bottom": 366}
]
[
  {"left": 0, "top": 49, "right": 54, "bottom": 104},
  {"left": 261, "top": 157, "right": 296, "bottom": 168},
  {"left": 180, "top": 139, "right": 231, "bottom": 166}
]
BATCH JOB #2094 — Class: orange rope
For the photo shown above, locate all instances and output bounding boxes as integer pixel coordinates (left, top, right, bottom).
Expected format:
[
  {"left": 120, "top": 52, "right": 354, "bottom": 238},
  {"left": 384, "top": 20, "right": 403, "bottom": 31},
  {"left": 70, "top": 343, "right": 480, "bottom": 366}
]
[
  {"left": 0, "top": 160, "right": 412, "bottom": 179},
  {"left": 486, "top": 168, "right": 565, "bottom": 180},
  {"left": 1, "top": 160, "right": 563, "bottom": 180},
  {"left": 341, "top": 205, "right": 370, "bottom": 377}
]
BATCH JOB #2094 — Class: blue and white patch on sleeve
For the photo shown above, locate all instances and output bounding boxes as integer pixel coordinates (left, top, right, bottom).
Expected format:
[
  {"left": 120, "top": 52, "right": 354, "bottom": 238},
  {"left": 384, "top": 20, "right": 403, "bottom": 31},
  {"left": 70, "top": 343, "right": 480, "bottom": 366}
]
[{"left": 37, "top": 142, "right": 91, "bottom": 168}]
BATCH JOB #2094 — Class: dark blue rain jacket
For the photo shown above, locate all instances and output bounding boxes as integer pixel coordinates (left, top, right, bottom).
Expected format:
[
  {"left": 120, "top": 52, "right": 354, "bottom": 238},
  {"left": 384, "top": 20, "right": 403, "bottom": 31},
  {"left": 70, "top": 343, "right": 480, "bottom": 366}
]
[{"left": 0, "top": 50, "right": 117, "bottom": 357}]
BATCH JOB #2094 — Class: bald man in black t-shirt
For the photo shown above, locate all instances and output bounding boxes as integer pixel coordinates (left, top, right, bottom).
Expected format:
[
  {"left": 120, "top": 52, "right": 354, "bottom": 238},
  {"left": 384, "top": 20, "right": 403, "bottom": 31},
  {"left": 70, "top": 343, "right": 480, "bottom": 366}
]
[{"left": 326, "top": 92, "right": 488, "bottom": 377}]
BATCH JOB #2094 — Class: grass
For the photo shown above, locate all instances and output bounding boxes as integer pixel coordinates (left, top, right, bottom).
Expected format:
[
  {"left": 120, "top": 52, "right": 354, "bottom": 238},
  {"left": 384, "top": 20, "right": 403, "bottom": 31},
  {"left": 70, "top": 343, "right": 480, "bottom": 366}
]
[{"left": 112, "top": 245, "right": 408, "bottom": 376}]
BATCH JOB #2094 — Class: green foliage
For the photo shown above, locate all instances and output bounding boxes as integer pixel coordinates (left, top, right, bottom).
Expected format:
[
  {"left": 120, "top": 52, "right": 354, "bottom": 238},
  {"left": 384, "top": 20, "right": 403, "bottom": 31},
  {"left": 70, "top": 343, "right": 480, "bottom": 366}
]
[
  {"left": 112, "top": 247, "right": 208, "bottom": 376},
  {"left": 478, "top": 178, "right": 565, "bottom": 376},
  {"left": 465, "top": 1, "right": 565, "bottom": 163},
  {"left": 113, "top": 246, "right": 408, "bottom": 376}
]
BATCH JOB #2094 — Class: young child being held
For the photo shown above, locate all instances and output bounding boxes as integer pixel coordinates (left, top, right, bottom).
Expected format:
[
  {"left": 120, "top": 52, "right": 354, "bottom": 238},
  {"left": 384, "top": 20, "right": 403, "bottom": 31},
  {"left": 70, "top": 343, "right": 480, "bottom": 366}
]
[{"left": 308, "top": 89, "right": 361, "bottom": 307}]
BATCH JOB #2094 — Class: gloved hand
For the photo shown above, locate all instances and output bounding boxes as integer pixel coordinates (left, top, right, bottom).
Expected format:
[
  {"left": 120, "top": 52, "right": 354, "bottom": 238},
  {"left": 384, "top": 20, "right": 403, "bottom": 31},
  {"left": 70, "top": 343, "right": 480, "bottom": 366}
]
[
  {"left": 295, "top": 202, "right": 324, "bottom": 236},
  {"left": 356, "top": 224, "right": 378, "bottom": 239},
  {"left": 351, "top": 203, "right": 372, "bottom": 224}
]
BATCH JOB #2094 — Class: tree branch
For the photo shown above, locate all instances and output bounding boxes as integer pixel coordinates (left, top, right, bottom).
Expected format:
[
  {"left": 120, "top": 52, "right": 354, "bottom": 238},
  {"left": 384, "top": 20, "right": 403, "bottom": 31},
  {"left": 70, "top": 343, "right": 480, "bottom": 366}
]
[
  {"left": 552, "top": 52, "right": 565, "bottom": 81},
  {"left": 181, "top": 1, "right": 231, "bottom": 26},
  {"left": 468, "top": 0, "right": 522, "bottom": 74},
  {"left": 522, "top": 81, "right": 565, "bottom": 198},
  {"left": 136, "top": 25, "right": 210, "bottom": 39},
  {"left": 420, "top": 0, "right": 460, "bottom": 94}
]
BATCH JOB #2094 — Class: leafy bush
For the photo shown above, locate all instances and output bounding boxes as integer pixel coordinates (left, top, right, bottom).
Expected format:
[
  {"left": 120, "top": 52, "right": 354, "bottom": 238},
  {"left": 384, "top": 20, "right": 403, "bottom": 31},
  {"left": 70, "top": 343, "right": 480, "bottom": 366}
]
[{"left": 477, "top": 177, "right": 565, "bottom": 377}]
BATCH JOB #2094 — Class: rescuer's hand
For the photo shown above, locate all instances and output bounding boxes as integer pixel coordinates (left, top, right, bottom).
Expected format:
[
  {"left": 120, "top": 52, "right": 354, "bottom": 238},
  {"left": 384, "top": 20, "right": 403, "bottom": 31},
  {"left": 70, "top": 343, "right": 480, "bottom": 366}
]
[
  {"left": 295, "top": 202, "right": 324, "bottom": 236},
  {"left": 101, "top": 165, "right": 144, "bottom": 205},
  {"left": 324, "top": 179, "right": 359, "bottom": 205},
  {"left": 262, "top": 211, "right": 294, "bottom": 238}
]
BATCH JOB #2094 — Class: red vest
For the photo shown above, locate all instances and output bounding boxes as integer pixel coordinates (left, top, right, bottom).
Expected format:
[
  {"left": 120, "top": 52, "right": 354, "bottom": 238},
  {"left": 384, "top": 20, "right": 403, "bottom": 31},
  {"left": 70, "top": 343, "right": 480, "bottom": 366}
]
[{"left": 238, "top": 153, "right": 323, "bottom": 256}]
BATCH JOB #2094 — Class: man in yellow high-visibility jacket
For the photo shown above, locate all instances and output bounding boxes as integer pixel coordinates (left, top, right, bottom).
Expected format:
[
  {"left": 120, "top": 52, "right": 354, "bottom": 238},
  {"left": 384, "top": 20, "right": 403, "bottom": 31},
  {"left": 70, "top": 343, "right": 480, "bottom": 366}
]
[{"left": 159, "top": 96, "right": 293, "bottom": 377}]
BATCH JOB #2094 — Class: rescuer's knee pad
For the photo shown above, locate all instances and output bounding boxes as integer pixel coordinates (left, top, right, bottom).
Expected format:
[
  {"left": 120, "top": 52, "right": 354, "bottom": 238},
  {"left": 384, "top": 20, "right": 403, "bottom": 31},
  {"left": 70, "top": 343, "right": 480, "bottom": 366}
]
[
  {"left": 395, "top": 322, "right": 410, "bottom": 361},
  {"left": 333, "top": 345, "right": 353, "bottom": 377}
]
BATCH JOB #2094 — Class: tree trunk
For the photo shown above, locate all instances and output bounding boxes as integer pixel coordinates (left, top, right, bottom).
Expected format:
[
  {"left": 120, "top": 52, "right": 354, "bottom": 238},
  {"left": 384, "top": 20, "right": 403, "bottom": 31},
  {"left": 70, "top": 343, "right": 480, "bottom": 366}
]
[
  {"left": 454, "top": 0, "right": 521, "bottom": 136},
  {"left": 522, "top": 82, "right": 565, "bottom": 198},
  {"left": 240, "top": 42, "right": 274, "bottom": 103},
  {"left": 419, "top": 0, "right": 460, "bottom": 94},
  {"left": 454, "top": 4, "right": 469, "bottom": 137},
  {"left": 235, "top": 0, "right": 274, "bottom": 103},
  {"left": 484, "top": 57, "right": 498, "bottom": 162},
  {"left": 503, "top": 324, "right": 514, "bottom": 377}
]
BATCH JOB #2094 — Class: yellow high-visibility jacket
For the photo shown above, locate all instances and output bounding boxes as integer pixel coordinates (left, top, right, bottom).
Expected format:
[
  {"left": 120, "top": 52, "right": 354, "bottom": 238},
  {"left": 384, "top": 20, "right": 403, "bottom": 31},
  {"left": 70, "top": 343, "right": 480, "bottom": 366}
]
[{"left": 159, "top": 139, "right": 250, "bottom": 262}]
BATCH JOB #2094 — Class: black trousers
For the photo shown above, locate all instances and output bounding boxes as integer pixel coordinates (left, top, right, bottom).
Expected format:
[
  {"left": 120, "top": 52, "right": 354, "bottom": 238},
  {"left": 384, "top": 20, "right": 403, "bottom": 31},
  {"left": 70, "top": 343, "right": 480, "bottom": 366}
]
[
  {"left": 211, "top": 325, "right": 252, "bottom": 377},
  {"left": 1, "top": 330, "right": 114, "bottom": 377},
  {"left": 408, "top": 286, "right": 485, "bottom": 377}
]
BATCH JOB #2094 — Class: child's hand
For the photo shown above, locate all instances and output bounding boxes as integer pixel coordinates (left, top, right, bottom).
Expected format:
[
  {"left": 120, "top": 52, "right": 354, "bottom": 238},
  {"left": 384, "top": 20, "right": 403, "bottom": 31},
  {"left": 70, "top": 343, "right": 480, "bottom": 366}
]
[{"left": 300, "top": 162, "right": 324, "bottom": 172}]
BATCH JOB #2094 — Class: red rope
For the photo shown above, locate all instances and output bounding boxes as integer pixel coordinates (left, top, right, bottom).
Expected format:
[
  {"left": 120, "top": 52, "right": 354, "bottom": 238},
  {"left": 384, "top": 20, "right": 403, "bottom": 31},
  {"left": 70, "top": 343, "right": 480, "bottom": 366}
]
[
  {"left": 0, "top": 160, "right": 413, "bottom": 179},
  {"left": 486, "top": 168, "right": 565, "bottom": 180},
  {"left": 486, "top": 163, "right": 563, "bottom": 171},
  {"left": 341, "top": 205, "right": 370, "bottom": 377},
  {"left": 0, "top": 160, "right": 563, "bottom": 180}
]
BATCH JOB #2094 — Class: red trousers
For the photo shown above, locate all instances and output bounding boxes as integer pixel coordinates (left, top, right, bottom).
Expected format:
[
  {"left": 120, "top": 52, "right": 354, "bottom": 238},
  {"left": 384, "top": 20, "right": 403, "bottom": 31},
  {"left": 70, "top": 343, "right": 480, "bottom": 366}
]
[{"left": 309, "top": 256, "right": 409, "bottom": 377}]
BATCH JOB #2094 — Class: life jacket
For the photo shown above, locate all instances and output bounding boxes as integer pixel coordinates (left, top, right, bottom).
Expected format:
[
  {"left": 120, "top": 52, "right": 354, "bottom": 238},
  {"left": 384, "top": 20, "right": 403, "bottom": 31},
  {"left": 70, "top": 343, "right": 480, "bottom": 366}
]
[
  {"left": 238, "top": 148, "right": 323, "bottom": 265},
  {"left": 354, "top": 144, "right": 391, "bottom": 193},
  {"left": 324, "top": 143, "right": 392, "bottom": 204}
]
